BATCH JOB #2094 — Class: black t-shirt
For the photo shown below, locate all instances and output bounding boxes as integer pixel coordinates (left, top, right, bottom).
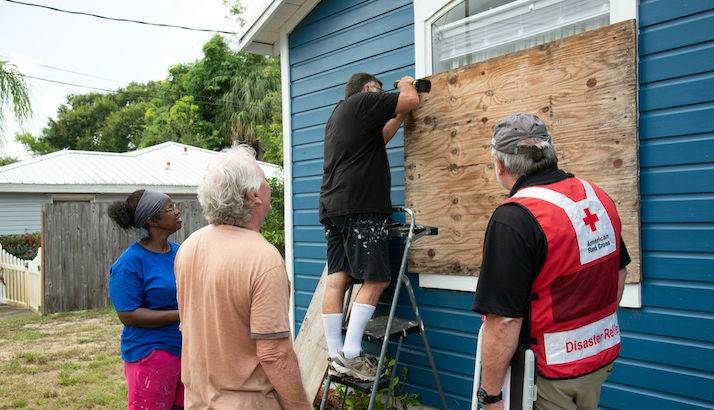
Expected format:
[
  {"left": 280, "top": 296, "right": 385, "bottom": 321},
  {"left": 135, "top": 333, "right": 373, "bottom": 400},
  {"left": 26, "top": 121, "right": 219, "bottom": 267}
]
[
  {"left": 319, "top": 91, "right": 400, "bottom": 221},
  {"left": 472, "top": 166, "right": 631, "bottom": 323}
]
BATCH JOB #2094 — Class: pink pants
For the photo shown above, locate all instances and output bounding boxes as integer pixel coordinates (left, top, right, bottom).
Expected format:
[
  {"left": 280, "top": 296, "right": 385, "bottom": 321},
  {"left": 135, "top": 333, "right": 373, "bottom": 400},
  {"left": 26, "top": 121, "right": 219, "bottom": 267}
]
[{"left": 124, "top": 349, "right": 184, "bottom": 409}]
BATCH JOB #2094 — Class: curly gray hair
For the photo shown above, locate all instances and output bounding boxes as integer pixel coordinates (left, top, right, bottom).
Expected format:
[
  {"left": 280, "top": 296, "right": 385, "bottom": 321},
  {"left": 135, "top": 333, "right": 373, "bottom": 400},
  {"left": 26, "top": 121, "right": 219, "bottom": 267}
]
[
  {"left": 197, "top": 144, "right": 262, "bottom": 226},
  {"left": 491, "top": 138, "right": 558, "bottom": 177}
]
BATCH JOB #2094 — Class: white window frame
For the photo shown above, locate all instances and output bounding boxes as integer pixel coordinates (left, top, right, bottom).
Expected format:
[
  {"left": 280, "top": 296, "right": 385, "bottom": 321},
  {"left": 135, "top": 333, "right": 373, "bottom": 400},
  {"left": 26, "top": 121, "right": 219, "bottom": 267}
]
[
  {"left": 412, "top": 0, "right": 640, "bottom": 309},
  {"left": 51, "top": 194, "right": 96, "bottom": 203}
]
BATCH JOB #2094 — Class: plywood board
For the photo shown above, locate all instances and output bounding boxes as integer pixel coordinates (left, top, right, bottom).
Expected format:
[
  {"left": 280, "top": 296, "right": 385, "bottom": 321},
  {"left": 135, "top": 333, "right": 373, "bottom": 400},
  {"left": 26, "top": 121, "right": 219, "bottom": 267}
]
[{"left": 404, "top": 20, "right": 640, "bottom": 282}]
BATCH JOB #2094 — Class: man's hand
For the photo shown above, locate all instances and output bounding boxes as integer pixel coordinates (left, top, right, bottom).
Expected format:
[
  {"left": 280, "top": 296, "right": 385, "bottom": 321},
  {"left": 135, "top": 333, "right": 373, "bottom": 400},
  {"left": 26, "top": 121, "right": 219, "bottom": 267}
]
[
  {"left": 483, "top": 401, "right": 505, "bottom": 410},
  {"left": 396, "top": 75, "right": 416, "bottom": 89},
  {"left": 395, "top": 76, "right": 419, "bottom": 114}
]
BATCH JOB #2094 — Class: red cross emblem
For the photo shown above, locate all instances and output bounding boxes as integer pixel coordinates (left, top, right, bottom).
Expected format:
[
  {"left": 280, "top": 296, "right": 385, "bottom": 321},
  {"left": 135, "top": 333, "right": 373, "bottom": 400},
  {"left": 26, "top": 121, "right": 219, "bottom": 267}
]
[{"left": 582, "top": 208, "right": 599, "bottom": 232}]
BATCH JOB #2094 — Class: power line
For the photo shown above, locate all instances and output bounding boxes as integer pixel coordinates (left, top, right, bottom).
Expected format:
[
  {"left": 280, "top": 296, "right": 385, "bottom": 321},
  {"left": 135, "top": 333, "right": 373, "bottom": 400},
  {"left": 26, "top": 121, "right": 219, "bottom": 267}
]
[
  {"left": 18, "top": 73, "right": 237, "bottom": 108},
  {"left": 2, "top": 55, "right": 233, "bottom": 106},
  {"left": 20, "top": 74, "right": 115, "bottom": 92},
  {"left": 2, "top": 0, "right": 237, "bottom": 35},
  {"left": 0, "top": 54, "right": 131, "bottom": 85}
]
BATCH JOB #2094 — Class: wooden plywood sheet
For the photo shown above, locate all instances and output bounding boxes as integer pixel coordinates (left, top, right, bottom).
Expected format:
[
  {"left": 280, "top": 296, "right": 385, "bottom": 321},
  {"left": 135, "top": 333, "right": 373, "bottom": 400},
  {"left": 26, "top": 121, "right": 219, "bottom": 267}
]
[{"left": 404, "top": 20, "right": 640, "bottom": 282}]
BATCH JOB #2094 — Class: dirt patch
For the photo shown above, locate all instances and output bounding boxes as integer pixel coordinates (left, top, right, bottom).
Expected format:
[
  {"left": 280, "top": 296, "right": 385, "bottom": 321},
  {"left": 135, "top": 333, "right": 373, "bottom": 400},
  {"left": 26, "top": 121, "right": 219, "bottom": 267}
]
[{"left": 0, "top": 308, "right": 125, "bottom": 409}]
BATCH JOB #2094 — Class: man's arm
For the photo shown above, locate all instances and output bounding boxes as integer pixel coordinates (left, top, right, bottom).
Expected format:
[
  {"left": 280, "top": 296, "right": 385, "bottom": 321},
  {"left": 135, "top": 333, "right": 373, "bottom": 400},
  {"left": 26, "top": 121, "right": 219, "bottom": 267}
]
[
  {"left": 480, "top": 315, "right": 522, "bottom": 410},
  {"left": 382, "top": 113, "right": 407, "bottom": 144},
  {"left": 617, "top": 267, "right": 627, "bottom": 304},
  {"left": 256, "top": 337, "right": 312, "bottom": 409}
]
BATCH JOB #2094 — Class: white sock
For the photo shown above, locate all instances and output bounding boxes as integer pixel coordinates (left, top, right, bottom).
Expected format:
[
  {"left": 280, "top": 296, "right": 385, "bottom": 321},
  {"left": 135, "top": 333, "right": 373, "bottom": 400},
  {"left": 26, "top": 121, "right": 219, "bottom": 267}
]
[
  {"left": 322, "top": 313, "right": 344, "bottom": 358},
  {"left": 343, "top": 303, "right": 376, "bottom": 359}
]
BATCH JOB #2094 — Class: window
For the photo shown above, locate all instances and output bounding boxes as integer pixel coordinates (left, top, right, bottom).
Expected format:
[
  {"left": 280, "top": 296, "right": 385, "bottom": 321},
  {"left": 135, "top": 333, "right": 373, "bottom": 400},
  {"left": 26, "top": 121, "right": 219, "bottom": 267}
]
[
  {"left": 51, "top": 194, "right": 95, "bottom": 203},
  {"left": 430, "top": 0, "right": 610, "bottom": 74}
]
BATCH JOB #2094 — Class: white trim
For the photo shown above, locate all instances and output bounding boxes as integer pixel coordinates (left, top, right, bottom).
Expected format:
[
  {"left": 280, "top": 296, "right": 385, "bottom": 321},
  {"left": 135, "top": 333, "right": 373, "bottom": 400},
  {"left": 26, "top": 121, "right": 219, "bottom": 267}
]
[
  {"left": 51, "top": 194, "right": 96, "bottom": 203},
  {"left": 0, "top": 184, "right": 199, "bottom": 194},
  {"left": 280, "top": 29, "right": 296, "bottom": 339},
  {"left": 413, "top": 0, "right": 639, "bottom": 294},
  {"left": 237, "top": 0, "right": 283, "bottom": 54},
  {"left": 414, "top": 0, "right": 636, "bottom": 78},
  {"left": 236, "top": 0, "right": 321, "bottom": 55},
  {"left": 620, "top": 283, "right": 641, "bottom": 308},
  {"left": 419, "top": 273, "right": 640, "bottom": 308},
  {"left": 419, "top": 273, "right": 477, "bottom": 292},
  {"left": 610, "top": 0, "right": 637, "bottom": 23}
]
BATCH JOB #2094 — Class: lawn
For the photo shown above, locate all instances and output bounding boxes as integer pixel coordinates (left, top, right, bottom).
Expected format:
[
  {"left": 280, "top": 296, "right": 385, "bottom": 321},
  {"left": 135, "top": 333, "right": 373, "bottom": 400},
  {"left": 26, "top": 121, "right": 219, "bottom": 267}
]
[{"left": 0, "top": 307, "right": 126, "bottom": 409}]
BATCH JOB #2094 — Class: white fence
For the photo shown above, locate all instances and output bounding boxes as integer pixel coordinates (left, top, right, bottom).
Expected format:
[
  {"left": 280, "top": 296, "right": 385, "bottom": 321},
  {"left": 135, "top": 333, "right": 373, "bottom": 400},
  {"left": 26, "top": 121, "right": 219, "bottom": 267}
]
[{"left": 0, "top": 245, "right": 41, "bottom": 312}]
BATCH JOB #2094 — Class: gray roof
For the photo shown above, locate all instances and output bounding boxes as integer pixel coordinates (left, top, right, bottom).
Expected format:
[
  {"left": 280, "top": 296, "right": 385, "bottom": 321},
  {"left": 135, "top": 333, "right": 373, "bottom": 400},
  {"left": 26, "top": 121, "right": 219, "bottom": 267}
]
[{"left": 0, "top": 142, "right": 282, "bottom": 194}]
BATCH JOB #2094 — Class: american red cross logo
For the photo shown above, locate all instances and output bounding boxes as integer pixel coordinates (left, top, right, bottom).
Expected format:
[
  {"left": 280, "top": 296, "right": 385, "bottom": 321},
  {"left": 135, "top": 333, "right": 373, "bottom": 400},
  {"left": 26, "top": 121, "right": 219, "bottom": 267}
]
[{"left": 583, "top": 208, "right": 599, "bottom": 232}]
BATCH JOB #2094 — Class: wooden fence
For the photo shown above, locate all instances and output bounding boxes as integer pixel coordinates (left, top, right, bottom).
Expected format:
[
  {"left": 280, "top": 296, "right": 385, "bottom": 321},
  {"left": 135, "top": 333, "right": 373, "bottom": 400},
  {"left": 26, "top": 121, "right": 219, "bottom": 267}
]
[
  {"left": 0, "top": 245, "right": 41, "bottom": 312},
  {"left": 42, "top": 201, "right": 207, "bottom": 313}
]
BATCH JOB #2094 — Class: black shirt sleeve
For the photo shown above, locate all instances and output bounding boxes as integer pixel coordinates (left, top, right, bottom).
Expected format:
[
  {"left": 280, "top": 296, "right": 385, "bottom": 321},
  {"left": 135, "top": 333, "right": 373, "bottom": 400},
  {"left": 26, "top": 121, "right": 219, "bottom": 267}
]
[
  {"left": 619, "top": 237, "right": 631, "bottom": 270},
  {"left": 357, "top": 91, "right": 399, "bottom": 131},
  {"left": 473, "top": 204, "right": 545, "bottom": 318}
]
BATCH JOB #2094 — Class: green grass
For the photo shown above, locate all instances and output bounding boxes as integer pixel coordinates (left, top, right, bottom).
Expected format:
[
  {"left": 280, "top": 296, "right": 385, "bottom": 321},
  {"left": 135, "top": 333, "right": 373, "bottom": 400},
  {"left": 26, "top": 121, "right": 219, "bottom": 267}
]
[{"left": 0, "top": 307, "right": 126, "bottom": 409}]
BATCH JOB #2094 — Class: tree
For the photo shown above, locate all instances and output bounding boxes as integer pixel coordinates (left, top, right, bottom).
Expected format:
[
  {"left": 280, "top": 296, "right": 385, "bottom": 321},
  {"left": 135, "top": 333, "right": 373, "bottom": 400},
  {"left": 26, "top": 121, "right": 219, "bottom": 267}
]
[
  {"left": 0, "top": 60, "right": 32, "bottom": 144},
  {"left": 220, "top": 54, "right": 280, "bottom": 156},
  {"left": 0, "top": 156, "right": 18, "bottom": 166},
  {"left": 16, "top": 35, "right": 283, "bottom": 164}
]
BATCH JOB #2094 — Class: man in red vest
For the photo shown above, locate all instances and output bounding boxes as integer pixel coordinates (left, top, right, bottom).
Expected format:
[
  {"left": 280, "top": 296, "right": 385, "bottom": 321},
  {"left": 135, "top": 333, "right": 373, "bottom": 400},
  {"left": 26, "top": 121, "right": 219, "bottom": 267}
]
[{"left": 473, "top": 114, "right": 630, "bottom": 410}]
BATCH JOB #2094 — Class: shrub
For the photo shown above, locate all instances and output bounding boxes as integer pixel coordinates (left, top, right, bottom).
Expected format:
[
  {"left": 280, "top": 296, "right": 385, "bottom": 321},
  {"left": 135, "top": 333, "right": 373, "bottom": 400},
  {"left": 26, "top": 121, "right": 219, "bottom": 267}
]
[
  {"left": 0, "top": 232, "right": 41, "bottom": 260},
  {"left": 263, "top": 177, "right": 285, "bottom": 255}
]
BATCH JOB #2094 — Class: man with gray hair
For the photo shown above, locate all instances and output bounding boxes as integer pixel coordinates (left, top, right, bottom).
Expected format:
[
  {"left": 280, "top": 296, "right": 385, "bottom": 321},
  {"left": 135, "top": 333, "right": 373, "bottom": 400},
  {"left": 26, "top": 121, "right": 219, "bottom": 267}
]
[
  {"left": 175, "top": 145, "right": 311, "bottom": 409},
  {"left": 473, "top": 114, "right": 630, "bottom": 410}
]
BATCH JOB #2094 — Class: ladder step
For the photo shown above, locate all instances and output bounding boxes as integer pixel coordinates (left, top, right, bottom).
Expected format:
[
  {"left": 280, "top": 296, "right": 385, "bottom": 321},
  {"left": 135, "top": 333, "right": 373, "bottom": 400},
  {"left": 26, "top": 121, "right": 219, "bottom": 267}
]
[
  {"left": 344, "top": 315, "right": 420, "bottom": 342},
  {"left": 327, "top": 372, "right": 391, "bottom": 392}
]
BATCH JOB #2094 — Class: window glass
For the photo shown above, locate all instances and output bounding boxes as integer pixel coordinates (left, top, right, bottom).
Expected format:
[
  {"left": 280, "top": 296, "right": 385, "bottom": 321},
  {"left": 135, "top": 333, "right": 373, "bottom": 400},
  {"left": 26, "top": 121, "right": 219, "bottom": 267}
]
[{"left": 431, "top": 0, "right": 610, "bottom": 73}]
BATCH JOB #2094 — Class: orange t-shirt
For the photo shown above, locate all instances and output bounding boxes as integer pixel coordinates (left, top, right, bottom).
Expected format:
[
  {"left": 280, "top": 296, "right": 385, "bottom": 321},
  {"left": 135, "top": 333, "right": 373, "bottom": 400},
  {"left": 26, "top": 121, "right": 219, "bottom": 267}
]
[{"left": 175, "top": 224, "right": 292, "bottom": 409}]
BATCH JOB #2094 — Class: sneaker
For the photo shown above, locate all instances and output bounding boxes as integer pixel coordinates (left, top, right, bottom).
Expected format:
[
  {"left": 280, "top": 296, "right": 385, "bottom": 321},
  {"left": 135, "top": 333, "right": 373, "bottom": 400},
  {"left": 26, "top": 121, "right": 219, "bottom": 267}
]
[
  {"left": 331, "top": 352, "right": 381, "bottom": 381},
  {"left": 327, "top": 357, "right": 340, "bottom": 376}
]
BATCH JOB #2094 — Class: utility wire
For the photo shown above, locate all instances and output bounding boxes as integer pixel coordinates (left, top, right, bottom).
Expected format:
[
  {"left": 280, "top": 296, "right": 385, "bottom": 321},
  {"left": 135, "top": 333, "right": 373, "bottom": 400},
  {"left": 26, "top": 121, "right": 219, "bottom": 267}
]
[
  {"left": 2, "top": 55, "right": 234, "bottom": 106},
  {"left": 2, "top": 0, "right": 237, "bottom": 35},
  {"left": 20, "top": 74, "right": 115, "bottom": 92},
  {"left": 18, "top": 73, "right": 249, "bottom": 108},
  {"left": 0, "top": 54, "right": 131, "bottom": 85}
]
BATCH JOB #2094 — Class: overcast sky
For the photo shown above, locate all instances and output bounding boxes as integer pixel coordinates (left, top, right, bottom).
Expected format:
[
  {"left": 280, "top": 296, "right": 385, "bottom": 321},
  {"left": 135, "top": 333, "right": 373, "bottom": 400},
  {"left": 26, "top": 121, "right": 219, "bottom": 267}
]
[{"left": 0, "top": 0, "right": 259, "bottom": 159}]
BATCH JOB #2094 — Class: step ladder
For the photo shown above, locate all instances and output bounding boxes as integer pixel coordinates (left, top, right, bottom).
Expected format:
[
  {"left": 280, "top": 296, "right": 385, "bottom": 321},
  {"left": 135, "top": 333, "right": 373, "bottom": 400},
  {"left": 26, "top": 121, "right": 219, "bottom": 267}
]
[
  {"left": 472, "top": 323, "right": 537, "bottom": 410},
  {"left": 319, "top": 207, "right": 448, "bottom": 410}
]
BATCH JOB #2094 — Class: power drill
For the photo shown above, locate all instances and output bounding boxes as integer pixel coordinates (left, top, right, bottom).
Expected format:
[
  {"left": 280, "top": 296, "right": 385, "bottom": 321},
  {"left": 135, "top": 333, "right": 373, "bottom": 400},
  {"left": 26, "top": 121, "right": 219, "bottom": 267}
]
[{"left": 393, "top": 78, "right": 431, "bottom": 93}]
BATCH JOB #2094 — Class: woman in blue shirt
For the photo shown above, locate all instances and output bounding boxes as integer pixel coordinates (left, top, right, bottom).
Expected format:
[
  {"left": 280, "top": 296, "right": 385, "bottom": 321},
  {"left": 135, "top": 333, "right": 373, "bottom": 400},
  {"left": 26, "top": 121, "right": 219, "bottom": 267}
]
[{"left": 108, "top": 189, "right": 184, "bottom": 409}]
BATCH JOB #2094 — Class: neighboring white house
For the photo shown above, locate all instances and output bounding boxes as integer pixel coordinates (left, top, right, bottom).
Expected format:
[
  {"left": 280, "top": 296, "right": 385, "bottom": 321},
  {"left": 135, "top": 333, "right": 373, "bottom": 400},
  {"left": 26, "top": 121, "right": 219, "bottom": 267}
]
[{"left": 0, "top": 142, "right": 282, "bottom": 235}]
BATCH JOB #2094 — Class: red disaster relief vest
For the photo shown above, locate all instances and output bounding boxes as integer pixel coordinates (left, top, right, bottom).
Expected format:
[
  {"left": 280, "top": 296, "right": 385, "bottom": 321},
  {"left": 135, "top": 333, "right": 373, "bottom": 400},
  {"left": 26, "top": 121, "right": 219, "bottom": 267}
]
[{"left": 506, "top": 177, "right": 622, "bottom": 379}]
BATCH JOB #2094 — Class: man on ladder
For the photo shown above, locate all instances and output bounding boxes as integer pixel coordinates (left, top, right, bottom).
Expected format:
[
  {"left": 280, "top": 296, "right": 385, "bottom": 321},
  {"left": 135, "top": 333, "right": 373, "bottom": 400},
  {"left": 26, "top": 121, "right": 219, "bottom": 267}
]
[
  {"left": 473, "top": 114, "right": 631, "bottom": 409},
  {"left": 319, "top": 72, "right": 420, "bottom": 381}
]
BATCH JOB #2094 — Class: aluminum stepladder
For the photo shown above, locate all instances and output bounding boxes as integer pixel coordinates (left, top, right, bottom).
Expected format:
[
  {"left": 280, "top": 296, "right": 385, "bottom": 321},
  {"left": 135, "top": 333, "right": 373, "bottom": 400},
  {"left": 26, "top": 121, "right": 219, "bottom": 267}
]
[
  {"left": 319, "top": 207, "right": 448, "bottom": 410},
  {"left": 471, "top": 323, "right": 537, "bottom": 410}
]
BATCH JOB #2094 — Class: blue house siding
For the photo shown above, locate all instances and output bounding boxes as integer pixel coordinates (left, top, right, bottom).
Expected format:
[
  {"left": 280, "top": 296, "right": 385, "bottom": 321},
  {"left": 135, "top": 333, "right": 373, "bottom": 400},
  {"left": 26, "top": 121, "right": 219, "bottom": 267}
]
[
  {"left": 288, "top": 0, "right": 714, "bottom": 408},
  {"left": 288, "top": 0, "right": 479, "bottom": 407},
  {"left": 598, "top": 3, "right": 714, "bottom": 409}
]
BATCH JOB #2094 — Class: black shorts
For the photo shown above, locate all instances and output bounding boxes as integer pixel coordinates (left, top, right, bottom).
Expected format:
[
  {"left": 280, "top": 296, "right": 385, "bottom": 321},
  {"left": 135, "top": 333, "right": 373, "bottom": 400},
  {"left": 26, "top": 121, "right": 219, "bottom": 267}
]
[{"left": 323, "top": 213, "right": 391, "bottom": 282}]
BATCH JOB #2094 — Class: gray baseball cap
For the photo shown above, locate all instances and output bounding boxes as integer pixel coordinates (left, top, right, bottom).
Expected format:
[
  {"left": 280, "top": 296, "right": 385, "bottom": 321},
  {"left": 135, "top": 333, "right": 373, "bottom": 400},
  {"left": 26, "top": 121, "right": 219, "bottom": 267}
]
[{"left": 491, "top": 113, "right": 552, "bottom": 154}]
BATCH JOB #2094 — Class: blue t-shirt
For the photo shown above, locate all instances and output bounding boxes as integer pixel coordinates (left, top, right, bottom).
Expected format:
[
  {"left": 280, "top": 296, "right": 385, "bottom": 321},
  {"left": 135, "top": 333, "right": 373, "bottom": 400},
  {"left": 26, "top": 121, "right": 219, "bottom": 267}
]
[{"left": 108, "top": 242, "right": 181, "bottom": 362}]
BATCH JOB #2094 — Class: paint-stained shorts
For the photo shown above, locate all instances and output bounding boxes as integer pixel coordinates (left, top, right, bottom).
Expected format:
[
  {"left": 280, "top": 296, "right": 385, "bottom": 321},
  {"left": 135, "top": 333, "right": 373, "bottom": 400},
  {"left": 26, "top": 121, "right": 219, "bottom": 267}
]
[
  {"left": 124, "top": 349, "right": 184, "bottom": 410},
  {"left": 323, "top": 213, "right": 391, "bottom": 282}
]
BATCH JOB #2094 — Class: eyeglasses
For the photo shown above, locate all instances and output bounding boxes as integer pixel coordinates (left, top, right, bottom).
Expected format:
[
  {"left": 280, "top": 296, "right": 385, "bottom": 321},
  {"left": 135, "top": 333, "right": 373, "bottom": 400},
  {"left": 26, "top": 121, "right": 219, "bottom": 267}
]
[{"left": 158, "top": 204, "right": 179, "bottom": 213}]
